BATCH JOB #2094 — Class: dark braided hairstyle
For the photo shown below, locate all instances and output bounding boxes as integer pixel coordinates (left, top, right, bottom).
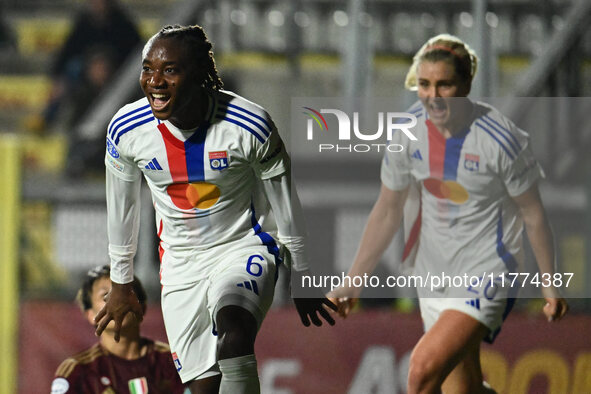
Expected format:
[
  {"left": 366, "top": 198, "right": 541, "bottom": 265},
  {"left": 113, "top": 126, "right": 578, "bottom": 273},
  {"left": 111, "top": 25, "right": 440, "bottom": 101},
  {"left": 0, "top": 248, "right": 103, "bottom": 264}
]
[{"left": 154, "top": 24, "right": 224, "bottom": 91}]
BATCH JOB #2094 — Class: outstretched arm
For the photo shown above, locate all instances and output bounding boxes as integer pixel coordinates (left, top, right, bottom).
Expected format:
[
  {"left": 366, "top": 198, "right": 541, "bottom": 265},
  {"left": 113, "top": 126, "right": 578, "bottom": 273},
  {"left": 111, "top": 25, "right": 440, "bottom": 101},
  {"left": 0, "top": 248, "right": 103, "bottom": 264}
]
[
  {"left": 349, "top": 184, "right": 408, "bottom": 279},
  {"left": 261, "top": 173, "right": 336, "bottom": 326},
  {"left": 95, "top": 170, "right": 144, "bottom": 340},
  {"left": 329, "top": 183, "right": 409, "bottom": 317},
  {"left": 512, "top": 183, "right": 568, "bottom": 322}
]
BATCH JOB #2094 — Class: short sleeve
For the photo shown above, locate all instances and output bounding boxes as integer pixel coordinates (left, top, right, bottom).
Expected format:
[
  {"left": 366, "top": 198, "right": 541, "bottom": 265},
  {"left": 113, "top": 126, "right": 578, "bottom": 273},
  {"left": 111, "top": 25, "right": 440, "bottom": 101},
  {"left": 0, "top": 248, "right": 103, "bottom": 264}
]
[
  {"left": 380, "top": 138, "right": 412, "bottom": 191},
  {"left": 501, "top": 142, "right": 544, "bottom": 196}
]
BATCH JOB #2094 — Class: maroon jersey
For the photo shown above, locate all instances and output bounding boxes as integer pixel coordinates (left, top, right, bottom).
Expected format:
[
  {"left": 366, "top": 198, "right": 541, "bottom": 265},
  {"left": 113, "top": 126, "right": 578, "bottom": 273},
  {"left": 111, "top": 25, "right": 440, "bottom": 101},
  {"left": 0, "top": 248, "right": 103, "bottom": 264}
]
[{"left": 51, "top": 338, "right": 185, "bottom": 394}]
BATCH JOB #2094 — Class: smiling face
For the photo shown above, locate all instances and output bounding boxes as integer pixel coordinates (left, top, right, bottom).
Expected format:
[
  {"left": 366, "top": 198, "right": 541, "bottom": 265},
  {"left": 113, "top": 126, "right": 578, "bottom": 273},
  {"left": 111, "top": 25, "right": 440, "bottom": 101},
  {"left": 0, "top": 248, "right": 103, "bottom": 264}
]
[
  {"left": 416, "top": 60, "right": 471, "bottom": 133},
  {"left": 140, "top": 36, "right": 204, "bottom": 129}
]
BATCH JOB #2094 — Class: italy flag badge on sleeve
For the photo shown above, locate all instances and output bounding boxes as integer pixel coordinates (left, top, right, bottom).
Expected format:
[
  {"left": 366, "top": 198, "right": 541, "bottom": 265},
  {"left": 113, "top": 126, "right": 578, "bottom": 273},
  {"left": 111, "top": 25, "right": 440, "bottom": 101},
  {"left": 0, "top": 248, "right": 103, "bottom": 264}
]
[{"left": 128, "top": 377, "right": 148, "bottom": 394}]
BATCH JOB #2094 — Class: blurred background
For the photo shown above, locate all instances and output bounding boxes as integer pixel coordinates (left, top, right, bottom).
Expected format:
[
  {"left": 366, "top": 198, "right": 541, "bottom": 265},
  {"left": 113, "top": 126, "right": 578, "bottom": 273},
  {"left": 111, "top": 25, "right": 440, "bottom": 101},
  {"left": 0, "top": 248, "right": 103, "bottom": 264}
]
[{"left": 1, "top": 0, "right": 590, "bottom": 393}]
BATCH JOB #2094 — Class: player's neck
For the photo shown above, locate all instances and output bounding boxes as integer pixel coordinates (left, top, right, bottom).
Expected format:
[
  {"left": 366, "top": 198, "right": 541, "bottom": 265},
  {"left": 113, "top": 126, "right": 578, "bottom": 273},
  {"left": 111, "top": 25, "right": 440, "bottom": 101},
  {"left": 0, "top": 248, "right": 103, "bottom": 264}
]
[
  {"left": 101, "top": 330, "right": 145, "bottom": 360},
  {"left": 168, "top": 88, "right": 209, "bottom": 130},
  {"left": 440, "top": 99, "right": 474, "bottom": 138}
]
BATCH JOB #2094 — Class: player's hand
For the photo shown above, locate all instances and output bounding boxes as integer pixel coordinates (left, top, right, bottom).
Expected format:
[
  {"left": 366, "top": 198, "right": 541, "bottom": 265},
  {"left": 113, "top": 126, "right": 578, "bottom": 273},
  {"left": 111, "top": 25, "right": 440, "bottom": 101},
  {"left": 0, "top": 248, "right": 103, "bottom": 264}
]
[
  {"left": 326, "top": 286, "right": 359, "bottom": 319},
  {"left": 94, "top": 282, "right": 143, "bottom": 341},
  {"left": 290, "top": 269, "right": 337, "bottom": 327},
  {"left": 541, "top": 287, "right": 569, "bottom": 322},
  {"left": 328, "top": 296, "right": 357, "bottom": 319},
  {"left": 293, "top": 297, "right": 337, "bottom": 327}
]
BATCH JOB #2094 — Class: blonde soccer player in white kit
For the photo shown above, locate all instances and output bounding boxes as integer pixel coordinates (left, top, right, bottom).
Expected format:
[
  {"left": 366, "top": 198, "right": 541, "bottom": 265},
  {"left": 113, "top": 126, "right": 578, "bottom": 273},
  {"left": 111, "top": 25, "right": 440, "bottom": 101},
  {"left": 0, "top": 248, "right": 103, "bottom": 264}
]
[
  {"left": 330, "top": 34, "right": 568, "bottom": 393},
  {"left": 95, "top": 25, "right": 336, "bottom": 394}
]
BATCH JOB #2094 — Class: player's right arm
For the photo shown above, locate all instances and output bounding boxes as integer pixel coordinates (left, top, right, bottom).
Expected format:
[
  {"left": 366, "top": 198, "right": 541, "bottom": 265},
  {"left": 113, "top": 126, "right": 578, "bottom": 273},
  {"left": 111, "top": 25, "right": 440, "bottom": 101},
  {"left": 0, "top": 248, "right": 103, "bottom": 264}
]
[
  {"left": 96, "top": 131, "right": 144, "bottom": 340},
  {"left": 329, "top": 184, "right": 408, "bottom": 317},
  {"left": 330, "top": 126, "right": 413, "bottom": 317}
]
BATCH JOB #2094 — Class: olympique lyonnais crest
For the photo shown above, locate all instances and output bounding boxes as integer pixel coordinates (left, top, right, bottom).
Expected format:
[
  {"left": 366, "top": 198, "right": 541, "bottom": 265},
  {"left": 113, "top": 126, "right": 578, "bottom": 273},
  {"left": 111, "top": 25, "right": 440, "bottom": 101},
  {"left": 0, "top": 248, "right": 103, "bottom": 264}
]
[
  {"left": 209, "top": 151, "right": 229, "bottom": 170},
  {"left": 464, "top": 153, "right": 480, "bottom": 172},
  {"left": 172, "top": 352, "right": 182, "bottom": 372}
]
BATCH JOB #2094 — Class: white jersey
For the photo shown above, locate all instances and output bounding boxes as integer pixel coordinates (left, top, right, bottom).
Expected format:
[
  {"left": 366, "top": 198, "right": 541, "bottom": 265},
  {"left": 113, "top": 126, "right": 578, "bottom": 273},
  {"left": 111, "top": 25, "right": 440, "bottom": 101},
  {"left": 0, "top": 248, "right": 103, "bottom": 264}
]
[
  {"left": 105, "top": 90, "right": 290, "bottom": 285},
  {"left": 382, "top": 100, "right": 543, "bottom": 287}
]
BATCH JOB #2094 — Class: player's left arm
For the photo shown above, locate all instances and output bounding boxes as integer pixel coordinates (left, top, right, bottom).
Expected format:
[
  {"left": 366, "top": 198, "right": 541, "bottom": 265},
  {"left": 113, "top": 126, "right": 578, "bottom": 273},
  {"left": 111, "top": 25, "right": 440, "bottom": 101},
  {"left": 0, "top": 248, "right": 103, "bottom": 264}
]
[
  {"left": 498, "top": 119, "right": 568, "bottom": 322},
  {"left": 261, "top": 174, "right": 337, "bottom": 327},
  {"left": 511, "top": 184, "right": 569, "bottom": 322},
  {"left": 251, "top": 110, "right": 336, "bottom": 326}
]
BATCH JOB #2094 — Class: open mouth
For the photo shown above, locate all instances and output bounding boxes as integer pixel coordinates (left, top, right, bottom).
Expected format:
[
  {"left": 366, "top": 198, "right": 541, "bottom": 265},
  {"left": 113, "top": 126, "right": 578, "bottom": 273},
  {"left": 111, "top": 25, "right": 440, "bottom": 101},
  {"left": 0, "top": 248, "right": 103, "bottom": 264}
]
[
  {"left": 150, "top": 93, "right": 170, "bottom": 110},
  {"left": 428, "top": 99, "right": 448, "bottom": 119}
]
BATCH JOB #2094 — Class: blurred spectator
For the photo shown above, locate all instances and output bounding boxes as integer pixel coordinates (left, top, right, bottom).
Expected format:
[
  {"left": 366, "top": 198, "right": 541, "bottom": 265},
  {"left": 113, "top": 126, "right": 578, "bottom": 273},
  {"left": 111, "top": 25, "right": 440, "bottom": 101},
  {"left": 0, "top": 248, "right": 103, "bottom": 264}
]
[
  {"left": 29, "top": 0, "right": 141, "bottom": 132},
  {"left": 51, "top": 265, "right": 186, "bottom": 393},
  {"left": 64, "top": 45, "right": 115, "bottom": 177},
  {"left": 0, "top": 10, "right": 16, "bottom": 53}
]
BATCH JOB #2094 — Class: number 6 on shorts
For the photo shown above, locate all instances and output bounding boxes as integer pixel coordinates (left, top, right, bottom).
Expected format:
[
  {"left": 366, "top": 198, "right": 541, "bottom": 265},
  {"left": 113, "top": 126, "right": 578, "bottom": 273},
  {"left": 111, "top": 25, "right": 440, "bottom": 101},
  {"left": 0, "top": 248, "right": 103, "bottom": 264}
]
[{"left": 246, "top": 255, "right": 264, "bottom": 277}]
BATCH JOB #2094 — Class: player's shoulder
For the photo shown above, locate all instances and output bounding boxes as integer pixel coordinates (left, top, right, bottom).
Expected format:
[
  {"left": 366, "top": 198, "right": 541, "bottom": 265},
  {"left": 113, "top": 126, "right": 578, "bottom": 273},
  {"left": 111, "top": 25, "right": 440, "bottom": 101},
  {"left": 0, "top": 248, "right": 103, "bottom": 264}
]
[
  {"left": 471, "top": 101, "right": 529, "bottom": 160},
  {"left": 387, "top": 100, "right": 425, "bottom": 146},
  {"left": 54, "top": 343, "right": 104, "bottom": 378},
  {"left": 406, "top": 99, "right": 427, "bottom": 137},
  {"left": 211, "top": 89, "right": 275, "bottom": 144},
  {"left": 216, "top": 89, "right": 271, "bottom": 117},
  {"left": 407, "top": 100, "right": 426, "bottom": 120},
  {"left": 107, "top": 97, "right": 157, "bottom": 145}
]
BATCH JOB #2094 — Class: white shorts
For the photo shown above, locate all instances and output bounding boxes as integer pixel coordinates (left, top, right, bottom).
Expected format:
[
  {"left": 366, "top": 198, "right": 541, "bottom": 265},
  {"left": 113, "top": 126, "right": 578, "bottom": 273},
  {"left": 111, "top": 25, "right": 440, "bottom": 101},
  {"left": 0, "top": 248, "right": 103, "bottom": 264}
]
[
  {"left": 161, "top": 243, "right": 280, "bottom": 383},
  {"left": 418, "top": 295, "right": 515, "bottom": 343}
]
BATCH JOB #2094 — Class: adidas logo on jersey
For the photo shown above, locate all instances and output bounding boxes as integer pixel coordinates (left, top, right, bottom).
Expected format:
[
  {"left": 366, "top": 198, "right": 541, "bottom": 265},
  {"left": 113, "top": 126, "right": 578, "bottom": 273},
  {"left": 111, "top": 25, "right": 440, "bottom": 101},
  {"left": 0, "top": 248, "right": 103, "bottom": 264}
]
[
  {"left": 411, "top": 149, "right": 423, "bottom": 161},
  {"left": 465, "top": 298, "right": 481, "bottom": 310},
  {"left": 237, "top": 280, "right": 259, "bottom": 295},
  {"left": 144, "top": 158, "right": 162, "bottom": 170}
]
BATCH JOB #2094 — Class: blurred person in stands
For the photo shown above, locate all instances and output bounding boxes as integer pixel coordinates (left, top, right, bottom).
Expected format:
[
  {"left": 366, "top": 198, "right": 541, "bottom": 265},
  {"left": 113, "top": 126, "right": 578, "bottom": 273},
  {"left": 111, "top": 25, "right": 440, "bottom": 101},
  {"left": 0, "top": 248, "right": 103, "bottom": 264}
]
[
  {"left": 96, "top": 24, "right": 335, "bottom": 394},
  {"left": 51, "top": 264, "right": 186, "bottom": 394},
  {"left": 0, "top": 10, "right": 16, "bottom": 53},
  {"left": 64, "top": 46, "right": 116, "bottom": 177},
  {"left": 329, "top": 34, "right": 568, "bottom": 394},
  {"left": 29, "top": 0, "right": 140, "bottom": 132}
]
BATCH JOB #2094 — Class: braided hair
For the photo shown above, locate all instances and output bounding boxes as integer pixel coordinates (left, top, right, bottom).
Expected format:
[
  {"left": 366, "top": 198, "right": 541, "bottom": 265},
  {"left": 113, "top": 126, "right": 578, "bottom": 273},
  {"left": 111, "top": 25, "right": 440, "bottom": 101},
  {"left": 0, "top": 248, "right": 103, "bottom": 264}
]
[
  {"left": 151, "top": 24, "right": 224, "bottom": 91},
  {"left": 405, "top": 34, "right": 478, "bottom": 91}
]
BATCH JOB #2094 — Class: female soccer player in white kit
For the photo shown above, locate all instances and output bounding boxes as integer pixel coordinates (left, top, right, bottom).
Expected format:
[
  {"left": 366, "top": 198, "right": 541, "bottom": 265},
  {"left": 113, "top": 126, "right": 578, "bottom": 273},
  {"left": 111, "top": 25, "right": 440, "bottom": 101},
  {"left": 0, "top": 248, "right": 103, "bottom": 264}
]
[
  {"left": 94, "top": 25, "right": 336, "bottom": 394},
  {"left": 330, "top": 34, "right": 568, "bottom": 393}
]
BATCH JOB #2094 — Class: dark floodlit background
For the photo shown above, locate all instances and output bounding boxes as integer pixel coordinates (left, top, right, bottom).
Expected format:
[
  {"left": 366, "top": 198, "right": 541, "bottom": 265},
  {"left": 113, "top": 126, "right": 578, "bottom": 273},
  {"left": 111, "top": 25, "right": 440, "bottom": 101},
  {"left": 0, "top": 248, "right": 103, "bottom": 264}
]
[{"left": 0, "top": 1, "right": 590, "bottom": 393}]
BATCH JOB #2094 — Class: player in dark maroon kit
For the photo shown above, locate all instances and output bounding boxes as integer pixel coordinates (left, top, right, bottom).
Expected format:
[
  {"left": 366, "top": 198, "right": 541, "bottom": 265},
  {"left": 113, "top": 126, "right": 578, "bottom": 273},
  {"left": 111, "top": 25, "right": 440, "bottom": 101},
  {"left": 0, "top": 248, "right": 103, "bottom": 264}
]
[{"left": 51, "top": 265, "right": 186, "bottom": 394}]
